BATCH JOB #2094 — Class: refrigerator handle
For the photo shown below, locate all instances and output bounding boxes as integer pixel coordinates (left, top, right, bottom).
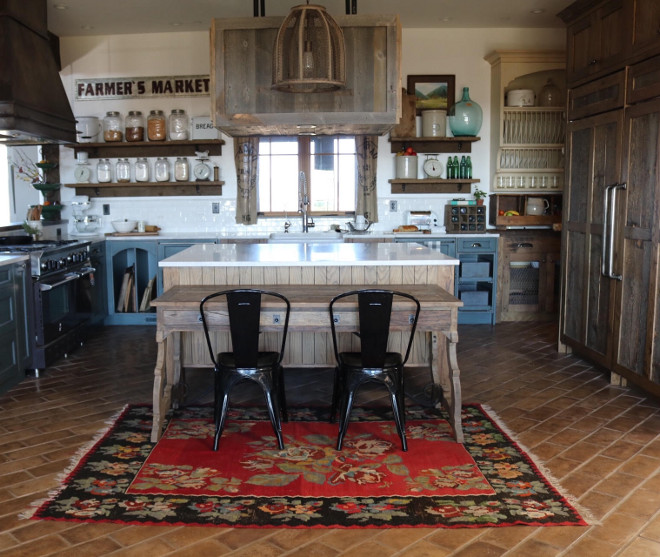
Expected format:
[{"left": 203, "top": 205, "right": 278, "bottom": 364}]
[
  {"left": 601, "top": 183, "right": 615, "bottom": 277},
  {"left": 607, "top": 182, "right": 627, "bottom": 281}
]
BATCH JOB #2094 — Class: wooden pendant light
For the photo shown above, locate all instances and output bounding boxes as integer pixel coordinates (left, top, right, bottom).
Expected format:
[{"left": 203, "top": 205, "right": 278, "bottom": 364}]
[{"left": 272, "top": 2, "right": 346, "bottom": 93}]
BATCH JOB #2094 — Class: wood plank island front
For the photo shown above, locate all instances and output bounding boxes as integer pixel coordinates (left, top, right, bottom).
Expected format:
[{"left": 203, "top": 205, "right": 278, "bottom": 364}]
[{"left": 155, "top": 242, "right": 463, "bottom": 442}]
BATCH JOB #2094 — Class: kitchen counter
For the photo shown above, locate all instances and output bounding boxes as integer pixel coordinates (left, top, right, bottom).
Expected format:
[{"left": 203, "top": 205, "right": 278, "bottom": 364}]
[
  {"left": 159, "top": 242, "right": 459, "bottom": 268},
  {"left": 0, "top": 254, "right": 29, "bottom": 267},
  {"left": 100, "top": 231, "right": 497, "bottom": 242}
]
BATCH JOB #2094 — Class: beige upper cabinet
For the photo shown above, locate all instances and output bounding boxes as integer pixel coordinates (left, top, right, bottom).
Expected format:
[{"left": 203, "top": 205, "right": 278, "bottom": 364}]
[{"left": 210, "top": 15, "right": 401, "bottom": 137}]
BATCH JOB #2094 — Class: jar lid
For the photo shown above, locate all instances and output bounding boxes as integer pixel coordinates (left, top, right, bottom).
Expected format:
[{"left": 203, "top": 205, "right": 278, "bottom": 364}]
[
  {"left": 106, "top": 111, "right": 120, "bottom": 116},
  {"left": 170, "top": 109, "right": 185, "bottom": 114},
  {"left": 128, "top": 110, "right": 142, "bottom": 116},
  {"left": 150, "top": 110, "right": 164, "bottom": 115}
]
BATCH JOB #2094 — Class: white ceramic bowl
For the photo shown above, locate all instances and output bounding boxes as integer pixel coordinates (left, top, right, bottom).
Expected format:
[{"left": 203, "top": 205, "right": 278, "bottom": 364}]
[{"left": 111, "top": 220, "right": 137, "bottom": 233}]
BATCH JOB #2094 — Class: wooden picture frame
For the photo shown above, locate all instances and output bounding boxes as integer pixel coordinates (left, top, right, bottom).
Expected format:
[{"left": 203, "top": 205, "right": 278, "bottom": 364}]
[{"left": 407, "top": 74, "right": 455, "bottom": 115}]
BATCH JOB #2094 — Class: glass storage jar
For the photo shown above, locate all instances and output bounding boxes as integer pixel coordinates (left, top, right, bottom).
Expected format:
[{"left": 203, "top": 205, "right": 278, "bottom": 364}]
[
  {"left": 174, "top": 157, "right": 189, "bottom": 181},
  {"left": 125, "top": 110, "right": 145, "bottom": 142},
  {"left": 154, "top": 157, "right": 170, "bottom": 182},
  {"left": 135, "top": 158, "right": 149, "bottom": 182},
  {"left": 116, "top": 158, "right": 131, "bottom": 182},
  {"left": 168, "top": 109, "right": 189, "bottom": 140},
  {"left": 103, "top": 111, "right": 123, "bottom": 142},
  {"left": 96, "top": 159, "right": 112, "bottom": 182},
  {"left": 147, "top": 110, "right": 166, "bottom": 141}
]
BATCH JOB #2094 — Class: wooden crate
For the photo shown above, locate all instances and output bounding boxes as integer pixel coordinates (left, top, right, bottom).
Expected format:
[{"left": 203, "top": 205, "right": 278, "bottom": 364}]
[{"left": 444, "top": 205, "right": 487, "bottom": 233}]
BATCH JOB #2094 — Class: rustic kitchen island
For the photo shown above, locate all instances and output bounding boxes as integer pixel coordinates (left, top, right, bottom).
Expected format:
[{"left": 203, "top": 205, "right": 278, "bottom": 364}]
[{"left": 152, "top": 242, "right": 464, "bottom": 442}]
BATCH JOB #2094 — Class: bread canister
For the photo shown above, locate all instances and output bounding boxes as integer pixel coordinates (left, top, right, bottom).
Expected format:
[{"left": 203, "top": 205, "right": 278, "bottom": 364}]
[{"left": 506, "top": 89, "right": 535, "bottom": 107}]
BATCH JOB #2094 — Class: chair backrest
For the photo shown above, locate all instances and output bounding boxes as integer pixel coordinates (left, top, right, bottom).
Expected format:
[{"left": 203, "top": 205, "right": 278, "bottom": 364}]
[
  {"left": 200, "top": 289, "right": 290, "bottom": 368},
  {"left": 329, "top": 289, "right": 421, "bottom": 368}
]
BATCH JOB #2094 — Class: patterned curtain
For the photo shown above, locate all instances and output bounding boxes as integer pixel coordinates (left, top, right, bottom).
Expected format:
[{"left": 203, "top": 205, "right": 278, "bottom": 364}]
[
  {"left": 234, "top": 137, "right": 259, "bottom": 225},
  {"left": 355, "top": 135, "right": 379, "bottom": 222}
]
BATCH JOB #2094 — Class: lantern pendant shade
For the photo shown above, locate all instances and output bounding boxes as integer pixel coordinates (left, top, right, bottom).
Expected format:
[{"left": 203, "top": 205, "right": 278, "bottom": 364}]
[{"left": 272, "top": 3, "right": 346, "bottom": 93}]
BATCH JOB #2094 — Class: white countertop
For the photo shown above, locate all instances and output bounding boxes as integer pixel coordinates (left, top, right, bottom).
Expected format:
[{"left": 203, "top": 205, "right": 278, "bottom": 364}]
[
  {"left": 0, "top": 254, "right": 29, "bottom": 267},
  {"left": 102, "top": 231, "right": 498, "bottom": 242},
  {"left": 159, "top": 242, "right": 459, "bottom": 268}
]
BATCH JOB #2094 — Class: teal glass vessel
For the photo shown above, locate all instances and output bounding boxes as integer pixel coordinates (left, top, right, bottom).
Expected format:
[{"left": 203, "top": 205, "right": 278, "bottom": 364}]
[{"left": 448, "top": 87, "right": 483, "bottom": 137}]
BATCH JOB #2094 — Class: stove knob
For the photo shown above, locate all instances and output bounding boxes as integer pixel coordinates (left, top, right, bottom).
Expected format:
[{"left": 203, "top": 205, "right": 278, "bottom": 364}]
[
  {"left": 40, "top": 261, "right": 48, "bottom": 271},
  {"left": 67, "top": 255, "right": 73, "bottom": 264},
  {"left": 59, "top": 258, "right": 66, "bottom": 269}
]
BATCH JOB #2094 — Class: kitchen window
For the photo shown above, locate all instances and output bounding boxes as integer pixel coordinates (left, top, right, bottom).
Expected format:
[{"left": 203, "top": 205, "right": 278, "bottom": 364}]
[{"left": 258, "top": 136, "right": 357, "bottom": 215}]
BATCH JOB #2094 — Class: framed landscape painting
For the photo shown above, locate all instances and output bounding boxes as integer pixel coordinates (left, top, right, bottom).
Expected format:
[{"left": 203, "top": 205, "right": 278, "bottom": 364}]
[{"left": 407, "top": 74, "right": 455, "bottom": 115}]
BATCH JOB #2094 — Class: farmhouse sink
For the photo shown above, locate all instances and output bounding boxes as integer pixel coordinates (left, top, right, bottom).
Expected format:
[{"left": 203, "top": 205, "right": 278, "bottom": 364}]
[{"left": 268, "top": 232, "right": 344, "bottom": 243}]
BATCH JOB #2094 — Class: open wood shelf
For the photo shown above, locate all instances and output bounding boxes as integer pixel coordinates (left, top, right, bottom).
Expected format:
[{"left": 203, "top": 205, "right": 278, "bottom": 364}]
[
  {"left": 389, "top": 136, "right": 480, "bottom": 153},
  {"left": 388, "top": 178, "right": 479, "bottom": 194},
  {"left": 69, "top": 139, "right": 224, "bottom": 158},
  {"left": 64, "top": 181, "right": 224, "bottom": 197}
]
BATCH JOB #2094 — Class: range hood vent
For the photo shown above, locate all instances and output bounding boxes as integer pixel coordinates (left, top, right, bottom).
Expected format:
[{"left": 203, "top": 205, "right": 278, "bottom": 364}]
[{"left": 0, "top": 0, "right": 75, "bottom": 145}]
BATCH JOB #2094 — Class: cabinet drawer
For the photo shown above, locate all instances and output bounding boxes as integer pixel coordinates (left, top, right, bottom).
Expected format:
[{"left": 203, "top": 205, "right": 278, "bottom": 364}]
[
  {"left": 568, "top": 70, "right": 626, "bottom": 120},
  {"left": 456, "top": 237, "right": 497, "bottom": 253},
  {"left": 628, "top": 55, "right": 660, "bottom": 104}
]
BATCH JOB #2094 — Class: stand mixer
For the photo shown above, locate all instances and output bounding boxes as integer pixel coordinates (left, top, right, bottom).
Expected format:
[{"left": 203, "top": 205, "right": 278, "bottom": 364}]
[{"left": 71, "top": 195, "right": 102, "bottom": 235}]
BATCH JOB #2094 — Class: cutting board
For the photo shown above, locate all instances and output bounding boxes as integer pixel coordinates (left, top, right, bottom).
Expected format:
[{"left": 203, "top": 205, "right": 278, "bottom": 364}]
[{"left": 105, "top": 232, "right": 159, "bottom": 237}]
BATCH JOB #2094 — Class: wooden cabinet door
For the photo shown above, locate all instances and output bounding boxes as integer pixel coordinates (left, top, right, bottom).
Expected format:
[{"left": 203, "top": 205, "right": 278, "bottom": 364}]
[
  {"left": 565, "top": 0, "right": 628, "bottom": 85},
  {"left": 561, "top": 110, "right": 623, "bottom": 367},
  {"left": 631, "top": 0, "right": 660, "bottom": 59},
  {"left": 612, "top": 98, "right": 660, "bottom": 385}
]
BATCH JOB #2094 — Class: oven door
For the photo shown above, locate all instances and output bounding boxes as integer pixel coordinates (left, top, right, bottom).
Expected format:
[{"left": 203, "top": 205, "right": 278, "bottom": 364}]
[{"left": 34, "top": 265, "right": 95, "bottom": 346}]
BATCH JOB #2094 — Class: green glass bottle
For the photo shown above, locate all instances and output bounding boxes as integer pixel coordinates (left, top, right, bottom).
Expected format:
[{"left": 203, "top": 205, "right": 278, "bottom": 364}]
[
  {"left": 466, "top": 156, "right": 473, "bottom": 179},
  {"left": 459, "top": 156, "right": 467, "bottom": 179}
]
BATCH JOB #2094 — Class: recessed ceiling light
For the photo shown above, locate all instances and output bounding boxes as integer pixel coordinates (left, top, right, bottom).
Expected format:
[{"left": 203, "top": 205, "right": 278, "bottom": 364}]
[
  {"left": 80, "top": 25, "right": 94, "bottom": 30},
  {"left": 53, "top": 4, "right": 69, "bottom": 10},
  {"left": 530, "top": 9, "right": 545, "bottom": 14},
  {"left": 441, "top": 17, "right": 452, "bottom": 22},
  {"left": 170, "top": 22, "right": 183, "bottom": 27}
]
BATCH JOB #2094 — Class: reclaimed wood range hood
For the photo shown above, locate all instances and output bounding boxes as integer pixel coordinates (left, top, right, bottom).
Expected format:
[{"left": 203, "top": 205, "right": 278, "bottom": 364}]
[
  {"left": 211, "top": 14, "right": 401, "bottom": 136},
  {"left": 0, "top": 0, "right": 76, "bottom": 144}
]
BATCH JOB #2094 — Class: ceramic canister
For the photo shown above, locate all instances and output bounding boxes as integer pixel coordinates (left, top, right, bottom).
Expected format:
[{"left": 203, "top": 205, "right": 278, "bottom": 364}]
[
  {"left": 75, "top": 116, "right": 100, "bottom": 143},
  {"left": 421, "top": 109, "right": 447, "bottom": 137},
  {"left": 395, "top": 155, "right": 418, "bottom": 179},
  {"left": 506, "top": 89, "right": 535, "bottom": 107}
]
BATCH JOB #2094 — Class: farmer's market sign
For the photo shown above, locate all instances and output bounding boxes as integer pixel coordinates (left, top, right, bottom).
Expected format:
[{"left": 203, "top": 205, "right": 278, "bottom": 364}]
[{"left": 75, "top": 75, "right": 210, "bottom": 100}]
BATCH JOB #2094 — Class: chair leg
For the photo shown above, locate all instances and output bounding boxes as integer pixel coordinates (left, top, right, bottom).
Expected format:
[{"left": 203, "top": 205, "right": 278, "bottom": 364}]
[
  {"left": 330, "top": 365, "right": 342, "bottom": 423},
  {"left": 337, "top": 372, "right": 361, "bottom": 450},
  {"left": 387, "top": 370, "right": 408, "bottom": 452},
  {"left": 257, "top": 375, "right": 285, "bottom": 450},
  {"left": 276, "top": 366, "right": 288, "bottom": 423},
  {"left": 214, "top": 391, "right": 231, "bottom": 451}
]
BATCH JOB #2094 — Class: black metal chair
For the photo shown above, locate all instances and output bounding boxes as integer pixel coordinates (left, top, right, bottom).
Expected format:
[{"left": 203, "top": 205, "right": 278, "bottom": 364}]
[
  {"left": 200, "top": 289, "right": 290, "bottom": 450},
  {"left": 329, "top": 289, "right": 421, "bottom": 451}
]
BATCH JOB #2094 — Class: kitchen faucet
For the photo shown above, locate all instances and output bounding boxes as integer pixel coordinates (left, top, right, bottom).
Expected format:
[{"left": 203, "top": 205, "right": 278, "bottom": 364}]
[{"left": 299, "top": 171, "right": 314, "bottom": 232}]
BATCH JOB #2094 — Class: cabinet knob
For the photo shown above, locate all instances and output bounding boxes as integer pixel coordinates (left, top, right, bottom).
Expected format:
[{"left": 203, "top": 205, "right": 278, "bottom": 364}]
[
  {"left": 516, "top": 243, "right": 533, "bottom": 248},
  {"left": 589, "top": 58, "right": 599, "bottom": 66}
]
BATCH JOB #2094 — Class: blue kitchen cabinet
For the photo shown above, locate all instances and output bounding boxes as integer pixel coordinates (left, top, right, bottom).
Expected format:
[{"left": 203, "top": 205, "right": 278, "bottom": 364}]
[
  {"left": 0, "top": 260, "right": 30, "bottom": 393},
  {"left": 89, "top": 240, "right": 107, "bottom": 325},
  {"left": 105, "top": 240, "right": 159, "bottom": 325},
  {"left": 455, "top": 236, "right": 498, "bottom": 325}
]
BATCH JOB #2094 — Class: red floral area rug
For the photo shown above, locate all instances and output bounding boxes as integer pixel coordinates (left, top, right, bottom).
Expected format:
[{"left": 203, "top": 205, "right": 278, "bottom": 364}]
[{"left": 28, "top": 404, "right": 588, "bottom": 529}]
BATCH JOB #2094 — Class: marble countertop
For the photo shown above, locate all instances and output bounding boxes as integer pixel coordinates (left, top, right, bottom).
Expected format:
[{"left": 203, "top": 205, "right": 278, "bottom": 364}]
[
  {"left": 159, "top": 242, "right": 459, "bottom": 268},
  {"left": 102, "top": 231, "right": 498, "bottom": 241},
  {"left": 0, "top": 254, "right": 29, "bottom": 268}
]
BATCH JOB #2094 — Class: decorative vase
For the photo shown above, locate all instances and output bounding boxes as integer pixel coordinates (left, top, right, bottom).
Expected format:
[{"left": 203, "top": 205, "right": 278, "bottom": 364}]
[
  {"left": 538, "top": 78, "right": 563, "bottom": 107},
  {"left": 448, "top": 87, "right": 483, "bottom": 137}
]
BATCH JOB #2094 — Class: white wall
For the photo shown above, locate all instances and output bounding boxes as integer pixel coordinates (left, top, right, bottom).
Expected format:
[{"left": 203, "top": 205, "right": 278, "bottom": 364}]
[{"left": 58, "top": 27, "right": 565, "bottom": 236}]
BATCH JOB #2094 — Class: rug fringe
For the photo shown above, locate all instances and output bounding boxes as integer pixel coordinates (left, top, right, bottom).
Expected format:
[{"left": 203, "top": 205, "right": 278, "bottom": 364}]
[
  {"left": 479, "top": 403, "right": 600, "bottom": 526},
  {"left": 19, "top": 404, "right": 130, "bottom": 520}
]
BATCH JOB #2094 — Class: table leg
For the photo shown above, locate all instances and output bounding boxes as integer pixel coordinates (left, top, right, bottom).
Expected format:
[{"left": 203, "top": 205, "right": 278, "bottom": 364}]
[
  {"left": 151, "top": 338, "right": 167, "bottom": 442},
  {"left": 429, "top": 330, "right": 464, "bottom": 443}
]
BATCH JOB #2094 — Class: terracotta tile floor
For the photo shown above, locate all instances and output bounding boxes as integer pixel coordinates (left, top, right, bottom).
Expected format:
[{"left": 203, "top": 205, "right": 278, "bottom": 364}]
[{"left": 0, "top": 321, "right": 659, "bottom": 556}]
